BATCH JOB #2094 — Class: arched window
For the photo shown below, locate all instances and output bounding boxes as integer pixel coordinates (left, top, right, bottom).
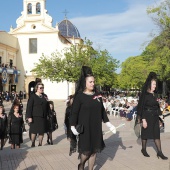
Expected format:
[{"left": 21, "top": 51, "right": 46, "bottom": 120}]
[
  {"left": 36, "top": 3, "right": 41, "bottom": 14},
  {"left": 27, "top": 3, "right": 32, "bottom": 14}
]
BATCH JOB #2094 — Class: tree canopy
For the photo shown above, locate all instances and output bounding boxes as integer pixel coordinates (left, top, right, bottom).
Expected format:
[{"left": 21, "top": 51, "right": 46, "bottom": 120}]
[
  {"left": 32, "top": 39, "right": 119, "bottom": 87},
  {"left": 118, "top": 0, "right": 170, "bottom": 93}
]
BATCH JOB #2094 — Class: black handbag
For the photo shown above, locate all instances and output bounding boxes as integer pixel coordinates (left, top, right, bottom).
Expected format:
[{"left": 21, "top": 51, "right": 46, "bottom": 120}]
[{"left": 76, "top": 124, "right": 84, "bottom": 134}]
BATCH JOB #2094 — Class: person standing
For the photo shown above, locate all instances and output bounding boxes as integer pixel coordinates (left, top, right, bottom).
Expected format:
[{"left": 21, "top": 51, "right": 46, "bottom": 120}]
[
  {"left": 8, "top": 104, "right": 24, "bottom": 149},
  {"left": 47, "top": 101, "right": 58, "bottom": 145},
  {"left": 26, "top": 82, "right": 50, "bottom": 147},
  {"left": 0, "top": 104, "right": 7, "bottom": 150},
  {"left": 19, "top": 91, "right": 23, "bottom": 100},
  {"left": 70, "top": 66, "right": 116, "bottom": 170},
  {"left": 23, "top": 90, "right": 26, "bottom": 99},
  {"left": 136, "top": 72, "right": 168, "bottom": 160},
  {"left": 64, "top": 95, "right": 74, "bottom": 139},
  {"left": 6, "top": 91, "right": 10, "bottom": 102},
  {"left": 0, "top": 93, "right": 3, "bottom": 104}
]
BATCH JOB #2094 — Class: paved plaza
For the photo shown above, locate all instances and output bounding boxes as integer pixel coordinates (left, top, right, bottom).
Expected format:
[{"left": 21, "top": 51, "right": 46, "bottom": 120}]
[{"left": 0, "top": 100, "right": 170, "bottom": 170}]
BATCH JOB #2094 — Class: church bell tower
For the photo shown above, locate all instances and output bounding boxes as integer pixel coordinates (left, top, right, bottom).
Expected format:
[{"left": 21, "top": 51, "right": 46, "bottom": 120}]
[
  {"left": 23, "top": 0, "right": 46, "bottom": 16},
  {"left": 14, "top": 0, "right": 53, "bottom": 29}
]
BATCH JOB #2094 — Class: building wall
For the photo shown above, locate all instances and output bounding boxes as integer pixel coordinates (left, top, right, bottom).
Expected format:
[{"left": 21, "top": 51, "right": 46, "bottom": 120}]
[
  {"left": 12, "top": 30, "right": 74, "bottom": 99},
  {"left": 0, "top": 32, "right": 18, "bottom": 91}
]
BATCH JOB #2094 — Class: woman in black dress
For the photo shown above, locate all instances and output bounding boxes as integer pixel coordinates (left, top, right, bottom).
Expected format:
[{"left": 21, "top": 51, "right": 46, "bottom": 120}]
[
  {"left": 0, "top": 104, "right": 7, "bottom": 150},
  {"left": 64, "top": 95, "right": 74, "bottom": 139},
  {"left": 137, "top": 72, "right": 168, "bottom": 160},
  {"left": 70, "top": 66, "right": 116, "bottom": 170},
  {"left": 47, "top": 101, "right": 58, "bottom": 145},
  {"left": 26, "top": 82, "right": 50, "bottom": 147},
  {"left": 9, "top": 98, "right": 26, "bottom": 132},
  {"left": 8, "top": 104, "right": 24, "bottom": 149}
]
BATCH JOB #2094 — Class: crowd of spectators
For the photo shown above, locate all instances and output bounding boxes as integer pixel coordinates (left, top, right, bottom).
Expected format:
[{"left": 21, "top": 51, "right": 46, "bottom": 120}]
[
  {"left": 0, "top": 91, "right": 26, "bottom": 104},
  {"left": 100, "top": 90, "right": 170, "bottom": 122}
]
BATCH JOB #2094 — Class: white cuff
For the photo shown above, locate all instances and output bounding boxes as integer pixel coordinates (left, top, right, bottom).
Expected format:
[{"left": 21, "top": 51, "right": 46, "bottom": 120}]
[
  {"left": 106, "top": 122, "right": 112, "bottom": 128},
  {"left": 71, "top": 126, "right": 79, "bottom": 135}
]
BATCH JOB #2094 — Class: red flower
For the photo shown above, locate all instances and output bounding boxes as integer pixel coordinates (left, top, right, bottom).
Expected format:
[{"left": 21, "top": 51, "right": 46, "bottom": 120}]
[{"left": 93, "top": 95, "right": 102, "bottom": 100}]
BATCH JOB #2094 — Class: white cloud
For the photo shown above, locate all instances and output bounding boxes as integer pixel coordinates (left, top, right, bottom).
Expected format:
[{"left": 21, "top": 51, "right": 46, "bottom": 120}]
[{"left": 70, "top": 1, "right": 161, "bottom": 68}]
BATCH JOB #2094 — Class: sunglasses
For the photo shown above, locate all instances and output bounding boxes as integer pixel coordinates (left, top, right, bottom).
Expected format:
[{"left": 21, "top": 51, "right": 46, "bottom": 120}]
[{"left": 39, "top": 87, "right": 44, "bottom": 89}]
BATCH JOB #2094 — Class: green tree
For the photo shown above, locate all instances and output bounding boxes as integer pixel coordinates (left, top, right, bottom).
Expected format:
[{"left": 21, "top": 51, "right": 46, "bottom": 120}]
[
  {"left": 90, "top": 49, "right": 119, "bottom": 87},
  {"left": 147, "top": 0, "right": 170, "bottom": 33},
  {"left": 31, "top": 52, "right": 65, "bottom": 82},
  {"left": 32, "top": 39, "right": 119, "bottom": 87},
  {"left": 118, "top": 0, "right": 170, "bottom": 94},
  {"left": 118, "top": 56, "right": 149, "bottom": 89},
  {"left": 141, "top": 39, "right": 170, "bottom": 96}
]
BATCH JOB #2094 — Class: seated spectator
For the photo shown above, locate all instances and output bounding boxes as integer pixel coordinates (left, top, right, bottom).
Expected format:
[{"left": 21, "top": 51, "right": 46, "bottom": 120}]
[
  {"left": 126, "top": 101, "right": 138, "bottom": 121},
  {"left": 106, "top": 99, "right": 112, "bottom": 115},
  {"left": 119, "top": 104, "right": 126, "bottom": 118},
  {"left": 125, "top": 102, "right": 134, "bottom": 121}
]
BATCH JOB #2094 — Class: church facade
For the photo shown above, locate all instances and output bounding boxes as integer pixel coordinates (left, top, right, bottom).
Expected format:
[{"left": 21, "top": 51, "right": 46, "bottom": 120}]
[{"left": 0, "top": 0, "right": 82, "bottom": 99}]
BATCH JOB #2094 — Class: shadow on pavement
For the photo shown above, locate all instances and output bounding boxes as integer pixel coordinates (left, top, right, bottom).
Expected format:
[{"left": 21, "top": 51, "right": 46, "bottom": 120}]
[
  {"left": 53, "top": 133, "right": 66, "bottom": 145},
  {"left": 94, "top": 131, "right": 133, "bottom": 170}
]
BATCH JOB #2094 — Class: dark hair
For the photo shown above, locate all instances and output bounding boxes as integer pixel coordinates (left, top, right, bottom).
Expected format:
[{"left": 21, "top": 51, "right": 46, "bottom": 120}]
[
  {"left": 35, "top": 78, "right": 42, "bottom": 84},
  {"left": 13, "top": 104, "right": 19, "bottom": 109},
  {"left": 13, "top": 98, "right": 20, "bottom": 105},
  {"left": 75, "top": 66, "right": 95, "bottom": 95},
  {"left": 67, "top": 95, "right": 74, "bottom": 106},
  {"left": 49, "top": 101, "right": 54, "bottom": 111},
  {"left": 119, "top": 103, "right": 122, "bottom": 107},
  {"left": 143, "top": 72, "right": 158, "bottom": 93}
]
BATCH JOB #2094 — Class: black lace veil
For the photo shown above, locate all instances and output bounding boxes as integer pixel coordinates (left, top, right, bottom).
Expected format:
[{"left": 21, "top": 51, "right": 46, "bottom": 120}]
[{"left": 75, "top": 66, "right": 94, "bottom": 96}]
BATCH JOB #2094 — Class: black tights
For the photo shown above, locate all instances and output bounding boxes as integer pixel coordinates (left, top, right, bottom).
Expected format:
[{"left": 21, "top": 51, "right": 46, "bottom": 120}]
[
  {"left": 31, "top": 133, "right": 44, "bottom": 146},
  {"left": 78, "top": 153, "right": 96, "bottom": 170},
  {"left": 0, "top": 139, "right": 4, "bottom": 149},
  {"left": 47, "top": 132, "right": 52, "bottom": 143},
  {"left": 142, "top": 139, "right": 162, "bottom": 152}
]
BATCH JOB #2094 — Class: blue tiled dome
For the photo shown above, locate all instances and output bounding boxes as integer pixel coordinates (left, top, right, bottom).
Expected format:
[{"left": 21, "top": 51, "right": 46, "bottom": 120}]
[{"left": 58, "top": 19, "right": 81, "bottom": 38}]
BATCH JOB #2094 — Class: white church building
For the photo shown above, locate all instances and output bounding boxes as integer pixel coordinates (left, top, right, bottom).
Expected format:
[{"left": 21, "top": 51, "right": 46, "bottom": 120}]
[{"left": 0, "top": 0, "right": 83, "bottom": 99}]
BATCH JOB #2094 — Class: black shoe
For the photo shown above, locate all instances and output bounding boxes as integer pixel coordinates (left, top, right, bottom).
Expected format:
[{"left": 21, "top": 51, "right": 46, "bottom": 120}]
[
  {"left": 141, "top": 149, "right": 150, "bottom": 157},
  {"left": 50, "top": 142, "right": 53, "bottom": 145},
  {"left": 157, "top": 151, "right": 168, "bottom": 160},
  {"left": 47, "top": 140, "right": 50, "bottom": 145},
  {"left": 38, "top": 144, "right": 42, "bottom": 146},
  {"left": 31, "top": 143, "right": 35, "bottom": 147}
]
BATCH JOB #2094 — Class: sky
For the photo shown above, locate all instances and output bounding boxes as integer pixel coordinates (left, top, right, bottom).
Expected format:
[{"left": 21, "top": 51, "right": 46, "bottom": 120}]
[{"left": 0, "top": 0, "right": 161, "bottom": 72}]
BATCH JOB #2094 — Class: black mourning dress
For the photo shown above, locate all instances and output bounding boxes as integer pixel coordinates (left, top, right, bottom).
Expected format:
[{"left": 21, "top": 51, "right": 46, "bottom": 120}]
[
  {"left": 70, "top": 92, "right": 109, "bottom": 155},
  {"left": 26, "top": 94, "right": 50, "bottom": 134},
  {"left": 141, "top": 92, "right": 161, "bottom": 139},
  {"left": 64, "top": 105, "right": 72, "bottom": 139},
  {"left": 8, "top": 114, "right": 24, "bottom": 145},
  {"left": 0, "top": 113, "right": 7, "bottom": 139}
]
